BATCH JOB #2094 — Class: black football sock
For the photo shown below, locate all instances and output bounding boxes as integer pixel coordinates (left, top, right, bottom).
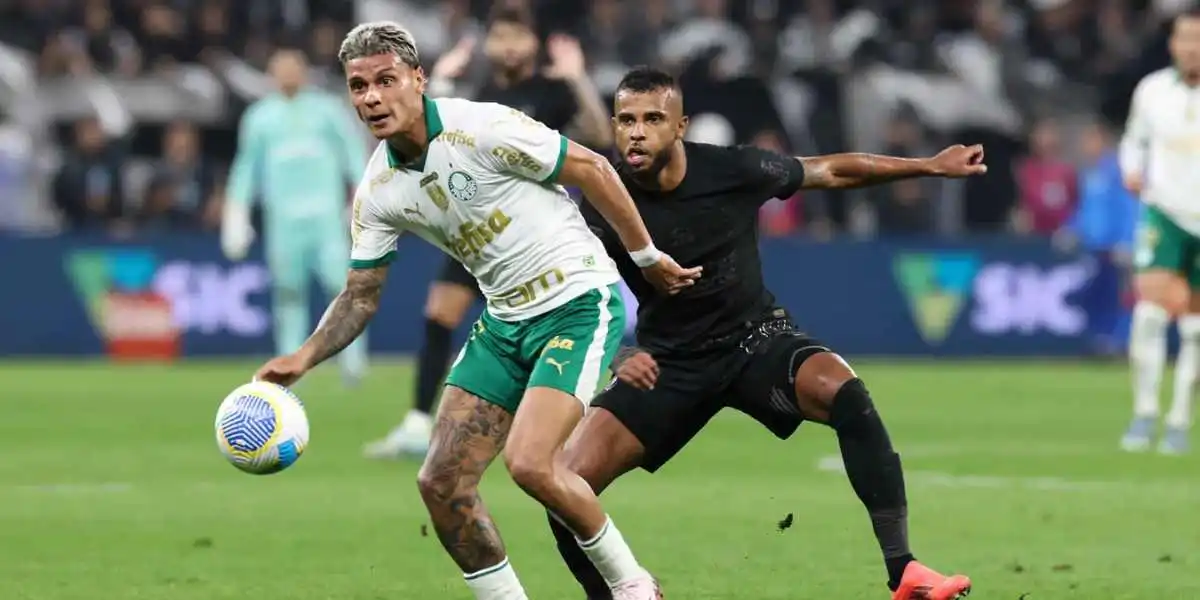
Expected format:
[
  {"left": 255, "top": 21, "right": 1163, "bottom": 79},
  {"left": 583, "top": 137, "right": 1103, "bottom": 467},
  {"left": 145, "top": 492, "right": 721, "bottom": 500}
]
[
  {"left": 827, "top": 378, "right": 913, "bottom": 591},
  {"left": 548, "top": 511, "right": 612, "bottom": 599},
  {"left": 414, "top": 319, "right": 453, "bottom": 415}
]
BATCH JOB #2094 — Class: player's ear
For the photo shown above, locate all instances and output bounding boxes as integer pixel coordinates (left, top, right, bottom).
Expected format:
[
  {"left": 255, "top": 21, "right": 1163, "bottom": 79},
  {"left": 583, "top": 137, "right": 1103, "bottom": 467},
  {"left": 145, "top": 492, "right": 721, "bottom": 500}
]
[
  {"left": 414, "top": 66, "right": 427, "bottom": 93},
  {"left": 677, "top": 115, "right": 689, "bottom": 140}
]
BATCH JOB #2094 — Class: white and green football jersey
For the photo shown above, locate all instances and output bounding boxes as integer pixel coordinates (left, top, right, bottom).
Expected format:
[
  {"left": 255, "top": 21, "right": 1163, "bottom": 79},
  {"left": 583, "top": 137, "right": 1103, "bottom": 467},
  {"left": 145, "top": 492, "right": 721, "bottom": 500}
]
[
  {"left": 1121, "top": 67, "right": 1200, "bottom": 236},
  {"left": 349, "top": 96, "right": 620, "bottom": 321}
]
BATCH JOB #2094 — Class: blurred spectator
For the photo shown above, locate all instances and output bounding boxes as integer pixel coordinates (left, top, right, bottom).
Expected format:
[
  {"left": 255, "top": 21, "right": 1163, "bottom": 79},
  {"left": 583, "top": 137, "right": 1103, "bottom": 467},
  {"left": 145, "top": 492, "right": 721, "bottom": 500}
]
[
  {"left": 659, "top": 0, "right": 752, "bottom": 78},
  {"left": 138, "top": 121, "right": 222, "bottom": 231},
  {"left": 938, "top": 0, "right": 1028, "bottom": 100},
  {"left": 680, "top": 46, "right": 785, "bottom": 143},
  {"left": 883, "top": 5, "right": 945, "bottom": 73},
  {"left": 307, "top": 18, "right": 351, "bottom": 87},
  {"left": 430, "top": 5, "right": 612, "bottom": 148},
  {"left": 137, "top": 2, "right": 190, "bottom": 71},
  {"left": 777, "top": 0, "right": 840, "bottom": 75},
  {"left": 578, "top": 0, "right": 664, "bottom": 94},
  {"left": 1024, "top": 0, "right": 1098, "bottom": 83},
  {"left": 0, "top": 0, "right": 1190, "bottom": 238},
  {"left": 52, "top": 117, "right": 125, "bottom": 230},
  {"left": 872, "top": 107, "right": 938, "bottom": 235},
  {"left": 1014, "top": 117, "right": 1077, "bottom": 234},
  {"left": 1060, "top": 118, "right": 1139, "bottom": 355},
  {"left": 195, "top": 0, "right": 233, "bottom": 66},
  {"left": 58, "top": 0, "right": 141, "bottom": 76},
  {"left": 0, "top": 0, "right": 68, "bottom": 55},
  {"left": 0, "top": 119, "right": 37, "bottom": 231}
]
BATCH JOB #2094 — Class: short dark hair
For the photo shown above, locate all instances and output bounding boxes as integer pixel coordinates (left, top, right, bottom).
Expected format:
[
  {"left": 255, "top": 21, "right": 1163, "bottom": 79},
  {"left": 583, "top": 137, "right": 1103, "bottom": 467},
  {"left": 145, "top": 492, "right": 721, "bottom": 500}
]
[
  {"left": 617, "top": 66, "right": 679, "bottom": 95},
  {"left": 488, "top": 6, "right": 536, "bottom": 32}
]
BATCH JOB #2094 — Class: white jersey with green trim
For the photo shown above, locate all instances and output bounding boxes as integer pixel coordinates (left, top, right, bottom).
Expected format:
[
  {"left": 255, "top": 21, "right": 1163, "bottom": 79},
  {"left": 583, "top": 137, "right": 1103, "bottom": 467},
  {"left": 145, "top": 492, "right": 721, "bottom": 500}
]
[
  {"left": 349, "top": 96, "right": 620, "bottom": 321},
  {"left": 1120, "top": 67, "right": 1200, "bottom": 236}
]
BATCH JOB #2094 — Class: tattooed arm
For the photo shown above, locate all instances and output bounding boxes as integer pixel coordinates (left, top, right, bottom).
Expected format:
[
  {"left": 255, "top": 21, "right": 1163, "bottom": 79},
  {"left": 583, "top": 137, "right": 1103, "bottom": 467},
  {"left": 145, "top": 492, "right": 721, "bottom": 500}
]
[
  {"left": 798, "top": 144, "right": 987, "bottom": 190},
  {"left": 296, "top": 265, "right": 388, "bottom": 368}
]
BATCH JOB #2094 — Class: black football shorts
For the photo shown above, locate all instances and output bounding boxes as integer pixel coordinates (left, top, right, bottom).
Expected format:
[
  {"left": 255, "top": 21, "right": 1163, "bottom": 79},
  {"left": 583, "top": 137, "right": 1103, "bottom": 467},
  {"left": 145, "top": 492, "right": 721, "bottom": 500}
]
[{"left": 590, "top": 309, "right": 831, "bottom": 472}]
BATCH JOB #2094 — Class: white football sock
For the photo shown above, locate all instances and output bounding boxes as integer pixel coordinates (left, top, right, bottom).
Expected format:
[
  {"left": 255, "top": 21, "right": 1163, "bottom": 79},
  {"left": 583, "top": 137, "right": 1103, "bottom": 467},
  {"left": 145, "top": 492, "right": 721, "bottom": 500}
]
[
  {"left": 463, "top": 557, "right": 528, "bottom": 600},
  {"left": 576, "top": 516, "right": 646, "bottom": 587},
  {"left": 1167, "top": 315, "right": 1200, "bottom": 429},
  {"left": 1130, "top": 301, "right": 1170, "bottom": 419}
]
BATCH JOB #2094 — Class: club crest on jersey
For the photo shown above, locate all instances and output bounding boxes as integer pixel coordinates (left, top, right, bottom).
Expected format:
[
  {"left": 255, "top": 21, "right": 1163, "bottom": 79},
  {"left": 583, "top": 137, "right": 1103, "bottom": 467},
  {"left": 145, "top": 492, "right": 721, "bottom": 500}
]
[{"left": 448, "top": 170, "right": 478, "bottom": 202}]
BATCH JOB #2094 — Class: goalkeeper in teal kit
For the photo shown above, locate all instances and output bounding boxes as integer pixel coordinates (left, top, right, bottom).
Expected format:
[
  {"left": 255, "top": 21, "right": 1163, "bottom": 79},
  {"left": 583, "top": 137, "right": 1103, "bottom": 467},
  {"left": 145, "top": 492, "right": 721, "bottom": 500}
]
[{"left": 222, "top": 49, "right": 369, "bottom": 384}]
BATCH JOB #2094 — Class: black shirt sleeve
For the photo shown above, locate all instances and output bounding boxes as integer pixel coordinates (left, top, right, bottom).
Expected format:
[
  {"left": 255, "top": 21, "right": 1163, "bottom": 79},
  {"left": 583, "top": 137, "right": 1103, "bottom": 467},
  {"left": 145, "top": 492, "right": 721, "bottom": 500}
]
[{"left": 735, "top": 145, "right": 806, "bottom": 202}]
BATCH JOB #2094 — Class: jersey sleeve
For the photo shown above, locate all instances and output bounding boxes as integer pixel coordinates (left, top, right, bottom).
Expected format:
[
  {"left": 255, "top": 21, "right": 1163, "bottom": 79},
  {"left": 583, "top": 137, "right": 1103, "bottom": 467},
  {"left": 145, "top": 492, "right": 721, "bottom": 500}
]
[
  {"left": 736, "top": 145, "right": 807, "bottom": 201},
  {"left": 349, "top": 189, "right": 399, "bottom": 269},
  {"left": 1119, "top": 76, "right": 1153, "bottom": 180},
  {"left": 477, "top": 106, "right": 570, "bottom": 184},
  {"left": 225, "top": 103, "right": 264, "bottom": 207}
]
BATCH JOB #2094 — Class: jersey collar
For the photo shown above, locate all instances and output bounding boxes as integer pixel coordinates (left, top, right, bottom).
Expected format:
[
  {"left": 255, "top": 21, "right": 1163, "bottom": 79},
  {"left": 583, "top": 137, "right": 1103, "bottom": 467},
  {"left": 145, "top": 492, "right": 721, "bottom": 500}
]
[
  {"left": 1175, "top": 68, "right": 1200, "bottom": 89},
  {"left": 386, "top": 95, "right": 444, "bottom": 170}
]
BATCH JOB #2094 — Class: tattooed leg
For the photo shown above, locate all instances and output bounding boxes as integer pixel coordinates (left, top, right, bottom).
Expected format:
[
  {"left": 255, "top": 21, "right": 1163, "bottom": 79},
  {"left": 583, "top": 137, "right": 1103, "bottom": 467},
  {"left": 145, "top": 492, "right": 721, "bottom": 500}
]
[{"left": 416, "top": 385, "right": 513, "bottom": 573}]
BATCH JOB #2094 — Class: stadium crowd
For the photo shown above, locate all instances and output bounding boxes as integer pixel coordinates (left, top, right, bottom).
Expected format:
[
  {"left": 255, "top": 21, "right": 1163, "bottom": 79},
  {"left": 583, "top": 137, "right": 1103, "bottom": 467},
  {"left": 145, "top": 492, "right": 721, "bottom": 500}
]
[{"left": 0, "top": 0, "right": 1187, "bottom": 239}]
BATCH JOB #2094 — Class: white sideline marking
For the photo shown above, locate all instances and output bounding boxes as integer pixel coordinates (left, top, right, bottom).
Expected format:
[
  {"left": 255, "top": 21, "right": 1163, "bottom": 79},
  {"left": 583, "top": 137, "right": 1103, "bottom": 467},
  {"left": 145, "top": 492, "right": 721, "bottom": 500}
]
[{"left": 814, "top": 455, "right": 1199, "bottom": 493}]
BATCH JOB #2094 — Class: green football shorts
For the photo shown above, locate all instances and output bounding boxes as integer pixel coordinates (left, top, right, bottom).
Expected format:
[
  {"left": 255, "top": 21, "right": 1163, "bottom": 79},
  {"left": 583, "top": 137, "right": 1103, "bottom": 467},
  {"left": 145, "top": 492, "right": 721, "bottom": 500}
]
[
  {"left": 1135, "top": 205, "right": 1200, "bottom": 286},
  {"left": 444, "top": 284, "right": 625, "bottom": 412}
]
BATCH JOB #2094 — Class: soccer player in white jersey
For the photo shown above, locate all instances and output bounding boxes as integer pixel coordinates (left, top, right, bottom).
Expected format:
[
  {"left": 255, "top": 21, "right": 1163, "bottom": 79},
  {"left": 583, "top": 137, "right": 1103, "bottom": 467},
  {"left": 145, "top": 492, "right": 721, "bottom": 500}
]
[
  {"left": 252, "top": 21, "right": 700, "bottom": 600},
  {"left": 1119, "top": 9, "right": 1200, "bottom": 455}
]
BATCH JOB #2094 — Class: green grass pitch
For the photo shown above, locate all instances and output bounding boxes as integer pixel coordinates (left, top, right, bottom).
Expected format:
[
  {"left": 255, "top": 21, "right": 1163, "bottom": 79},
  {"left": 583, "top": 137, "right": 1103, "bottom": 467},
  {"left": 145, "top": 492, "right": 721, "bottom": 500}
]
[{"left": 1, "top": 359, "right": 1198, "bottom": 599}]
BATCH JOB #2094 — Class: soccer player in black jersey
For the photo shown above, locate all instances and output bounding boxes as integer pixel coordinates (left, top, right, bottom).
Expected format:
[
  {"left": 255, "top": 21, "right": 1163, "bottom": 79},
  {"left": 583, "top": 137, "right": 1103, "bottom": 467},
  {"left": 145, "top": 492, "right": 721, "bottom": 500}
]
[
  {"left": 364, "top": 6, "right": 614, "bottom": 458},
  {"left": 547, "top": 67, "right": 984, "bottom": 600}
]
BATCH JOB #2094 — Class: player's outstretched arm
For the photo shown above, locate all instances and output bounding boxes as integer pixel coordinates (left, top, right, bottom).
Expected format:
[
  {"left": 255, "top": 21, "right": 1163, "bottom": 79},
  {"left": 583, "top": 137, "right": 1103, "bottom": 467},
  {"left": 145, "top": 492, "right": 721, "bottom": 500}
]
[
  {"left": 297, "top": 266, "right": 388, "bottom": 369},
  {"left": 1118, "top": 78, "right": 1152, "bottom": 195},
  {"left": 557, "top": 140, "right": 701, "bottom": 293},
  {"left": 798, "top": 144, "right": 987, "bottom": 190},
  {"left": 252, "top": 264, "right": 388, "bottom": 386},
  {"left": 222, "top": 106, "right": 264, "bottom": 261},
  {"left": 558, "top": 140, "right": 654, "bottom": 252}
]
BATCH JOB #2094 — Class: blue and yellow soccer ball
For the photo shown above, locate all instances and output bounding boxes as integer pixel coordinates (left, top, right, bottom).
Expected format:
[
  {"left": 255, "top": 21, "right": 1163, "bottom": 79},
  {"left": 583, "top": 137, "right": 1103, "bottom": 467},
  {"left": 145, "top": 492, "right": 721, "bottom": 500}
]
[{"left": 215, "top": 381, "right": 309, "bottom": 475}]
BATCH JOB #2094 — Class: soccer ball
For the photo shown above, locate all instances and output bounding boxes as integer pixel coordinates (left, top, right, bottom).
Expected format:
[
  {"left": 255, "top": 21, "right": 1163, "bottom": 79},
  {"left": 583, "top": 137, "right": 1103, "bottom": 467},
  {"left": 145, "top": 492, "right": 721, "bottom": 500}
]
[{"left": 214, "top": 381, "right": 309, "bottom": 475}]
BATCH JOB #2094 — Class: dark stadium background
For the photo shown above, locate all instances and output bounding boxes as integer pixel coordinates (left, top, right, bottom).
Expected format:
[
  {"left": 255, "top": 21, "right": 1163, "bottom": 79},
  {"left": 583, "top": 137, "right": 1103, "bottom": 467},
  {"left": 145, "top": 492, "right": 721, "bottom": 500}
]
[{"left": 0, "top": 2, "right": 1195, "bottom": 599}]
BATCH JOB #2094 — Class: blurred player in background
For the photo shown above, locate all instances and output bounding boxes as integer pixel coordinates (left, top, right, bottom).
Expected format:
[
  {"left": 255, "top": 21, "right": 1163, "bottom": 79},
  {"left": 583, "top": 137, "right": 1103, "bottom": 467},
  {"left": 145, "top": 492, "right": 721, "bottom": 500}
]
[
  {"left": 363, "top": 5, "right": 614, "bottom": 459},
  {"left": 222, "top": 48, "right": 370, "bottom": 387},
  {"left": 1119, "top": 9, "right": 1200, "bottom": 454},
  {"left": 255, "top": 21, "right": 698, "bottom": 600}
]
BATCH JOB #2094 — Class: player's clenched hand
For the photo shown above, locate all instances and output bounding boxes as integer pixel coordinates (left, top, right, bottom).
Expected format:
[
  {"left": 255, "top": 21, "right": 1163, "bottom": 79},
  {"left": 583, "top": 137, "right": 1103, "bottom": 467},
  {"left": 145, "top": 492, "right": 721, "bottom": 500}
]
[
  {"left": 1123, "top": 173, "right": 1143, "bottom": 196},
  {"left": 927, "top": 144, "right": 987, "bottom": 177},
  {"left": 253, "top": 354, "right": 309, "bottom": 388},
  {"left": 642, "top": 254, "right": 702, "bottom": 295},
  {"left": 617, "top": 351, "right": 659, "bottom": 390}
]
